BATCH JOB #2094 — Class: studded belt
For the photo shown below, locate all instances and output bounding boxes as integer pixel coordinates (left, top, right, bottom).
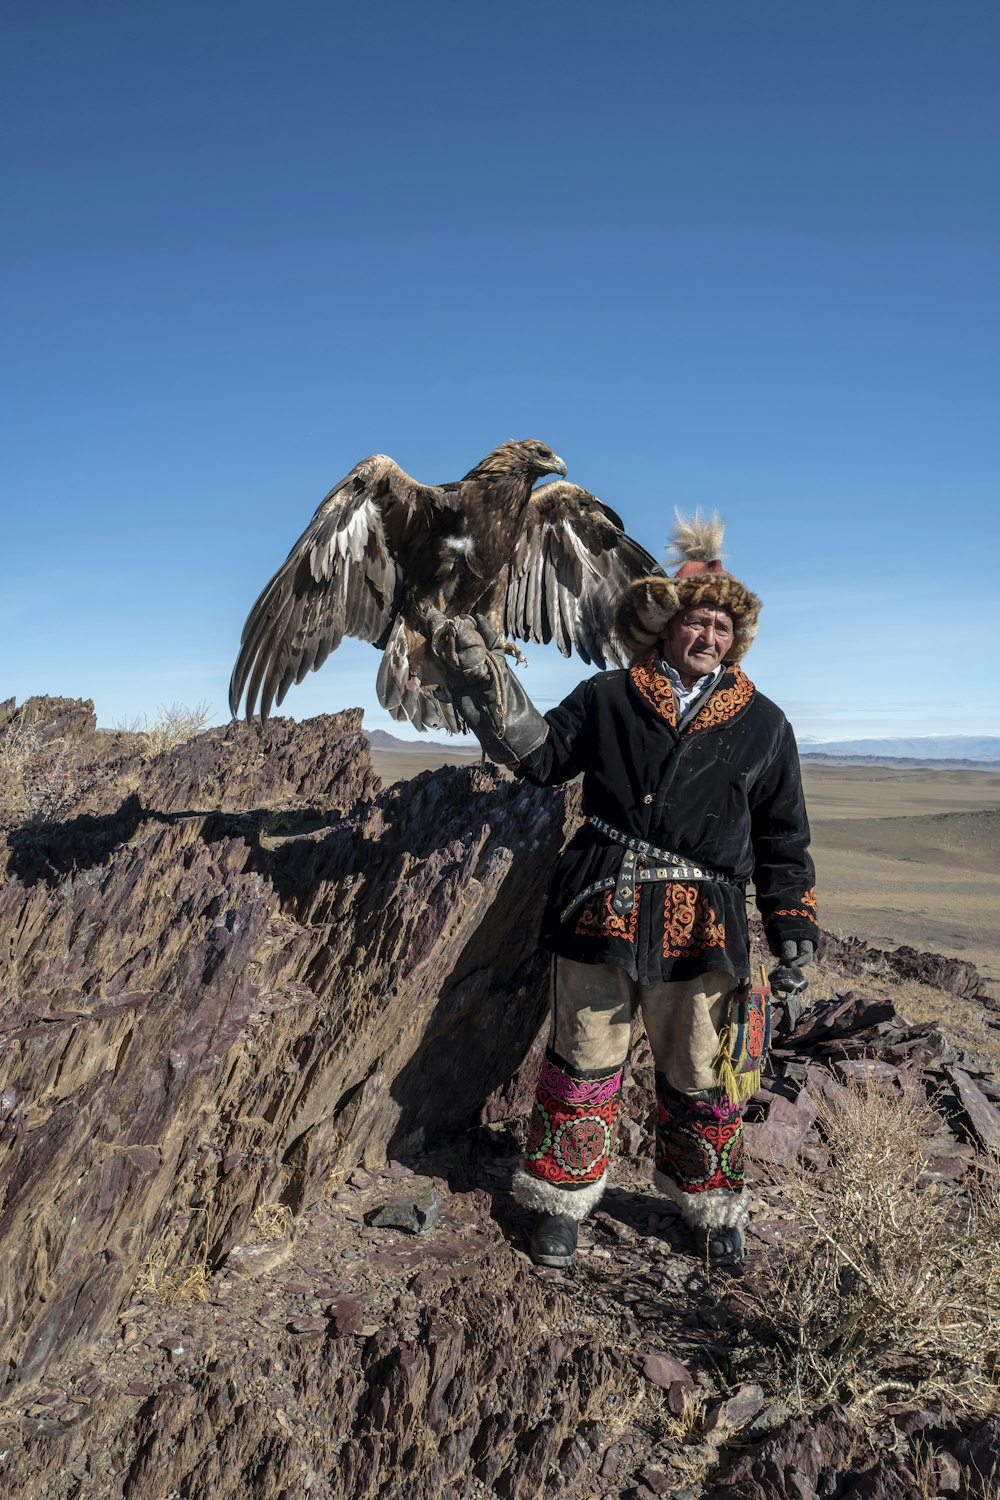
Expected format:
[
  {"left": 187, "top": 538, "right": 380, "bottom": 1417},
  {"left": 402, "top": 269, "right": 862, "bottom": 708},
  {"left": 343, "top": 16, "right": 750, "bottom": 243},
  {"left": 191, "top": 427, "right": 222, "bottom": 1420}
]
[{"left": 561, "top": 814, "right": 735, "bottom": 923}]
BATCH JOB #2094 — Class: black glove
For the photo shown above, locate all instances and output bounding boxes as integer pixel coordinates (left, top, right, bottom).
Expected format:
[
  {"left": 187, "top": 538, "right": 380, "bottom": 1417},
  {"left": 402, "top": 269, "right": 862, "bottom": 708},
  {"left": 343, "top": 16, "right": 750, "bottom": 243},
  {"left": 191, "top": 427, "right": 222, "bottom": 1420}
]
[
  {"left": 430, "top": 613, "right": 549, "bottom": 766},
  {"left": 781, "top": 939, "right": 816, "bottom": 970},
  {"left": 768, "top": 939, "right": 816, "bottom": 1028}
]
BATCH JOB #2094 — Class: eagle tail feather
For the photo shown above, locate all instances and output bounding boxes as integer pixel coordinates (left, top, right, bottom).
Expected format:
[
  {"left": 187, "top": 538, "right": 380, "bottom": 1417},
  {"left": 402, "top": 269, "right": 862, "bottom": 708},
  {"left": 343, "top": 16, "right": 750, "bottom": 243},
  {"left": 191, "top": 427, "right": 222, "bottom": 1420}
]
[{"left": 376, "top": 617, "right": 462, "bottom": 735}]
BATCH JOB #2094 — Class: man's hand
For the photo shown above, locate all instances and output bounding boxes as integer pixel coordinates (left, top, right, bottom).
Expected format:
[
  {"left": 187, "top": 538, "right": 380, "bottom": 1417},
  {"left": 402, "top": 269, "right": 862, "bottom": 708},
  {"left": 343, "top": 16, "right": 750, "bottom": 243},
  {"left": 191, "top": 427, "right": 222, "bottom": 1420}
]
[
  {"left": 770, "top": 938, "right": 816, "bottom": 1028},
  {"left": 769, "top": 940, "right": 815, "bottom": 997}
]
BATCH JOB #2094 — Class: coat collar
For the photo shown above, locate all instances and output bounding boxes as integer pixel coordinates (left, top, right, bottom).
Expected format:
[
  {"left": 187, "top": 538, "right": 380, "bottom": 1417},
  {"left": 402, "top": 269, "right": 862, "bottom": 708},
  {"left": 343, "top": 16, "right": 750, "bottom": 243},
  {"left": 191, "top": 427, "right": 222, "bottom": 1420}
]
[{"left": 629, "top": 654, "right": 755, "bottom": 734}]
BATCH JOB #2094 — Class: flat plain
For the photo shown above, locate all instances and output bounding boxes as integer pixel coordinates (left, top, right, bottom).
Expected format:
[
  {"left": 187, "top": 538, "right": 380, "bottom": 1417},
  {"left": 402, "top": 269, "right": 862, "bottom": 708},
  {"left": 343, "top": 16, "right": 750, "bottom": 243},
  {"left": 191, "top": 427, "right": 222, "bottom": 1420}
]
[{"left": 802, "top": 763, "right": 1000, "bottom": 980}]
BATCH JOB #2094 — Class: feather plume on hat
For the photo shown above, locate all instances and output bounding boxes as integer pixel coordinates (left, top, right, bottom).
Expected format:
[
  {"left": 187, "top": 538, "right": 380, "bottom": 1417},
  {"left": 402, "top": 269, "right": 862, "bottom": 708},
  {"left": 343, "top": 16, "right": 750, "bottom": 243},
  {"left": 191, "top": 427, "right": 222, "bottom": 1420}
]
[
  {"left": 664, "top": 508, "right": 726, "bottom": 569},
  {"left": 615, "top": 508, "right": 761, "bottom": 664}
]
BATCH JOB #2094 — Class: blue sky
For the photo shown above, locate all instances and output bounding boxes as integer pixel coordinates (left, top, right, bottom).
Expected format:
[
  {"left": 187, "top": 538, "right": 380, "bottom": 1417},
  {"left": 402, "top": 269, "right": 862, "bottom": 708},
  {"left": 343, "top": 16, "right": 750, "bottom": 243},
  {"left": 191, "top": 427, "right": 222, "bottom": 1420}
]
[{"left": 4, "top": 1, "right": 999, "bottom": 742}]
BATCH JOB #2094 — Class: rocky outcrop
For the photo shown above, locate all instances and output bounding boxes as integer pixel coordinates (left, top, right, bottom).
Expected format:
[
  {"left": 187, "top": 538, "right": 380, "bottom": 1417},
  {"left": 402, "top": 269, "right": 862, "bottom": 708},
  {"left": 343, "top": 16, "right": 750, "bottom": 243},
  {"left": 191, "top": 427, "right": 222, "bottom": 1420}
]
[
  {"left": 0, "top": 700, "right": 571, "bottom": 1392},
  {"left": 0, "top": 1162, "right": 641, "bottom": 1499}
]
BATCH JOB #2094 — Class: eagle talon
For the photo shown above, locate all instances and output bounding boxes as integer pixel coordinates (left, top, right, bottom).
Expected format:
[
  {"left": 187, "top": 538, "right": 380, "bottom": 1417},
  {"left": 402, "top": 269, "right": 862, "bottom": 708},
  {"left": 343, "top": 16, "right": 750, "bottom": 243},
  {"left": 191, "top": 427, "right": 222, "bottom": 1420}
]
[
  {"left": 429, "top": 619, "right": 456, "bottom": 658},
  {"left": 502, "top": 639, "right": 529, "bottom": 668}
]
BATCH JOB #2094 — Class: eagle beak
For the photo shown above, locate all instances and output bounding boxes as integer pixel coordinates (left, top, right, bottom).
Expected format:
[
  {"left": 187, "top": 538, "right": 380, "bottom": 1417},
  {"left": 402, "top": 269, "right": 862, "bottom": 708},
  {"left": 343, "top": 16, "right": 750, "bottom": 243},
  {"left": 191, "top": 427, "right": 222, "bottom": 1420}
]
[{"left": 549, "top": 454, "right": 568, "bottom": 477}]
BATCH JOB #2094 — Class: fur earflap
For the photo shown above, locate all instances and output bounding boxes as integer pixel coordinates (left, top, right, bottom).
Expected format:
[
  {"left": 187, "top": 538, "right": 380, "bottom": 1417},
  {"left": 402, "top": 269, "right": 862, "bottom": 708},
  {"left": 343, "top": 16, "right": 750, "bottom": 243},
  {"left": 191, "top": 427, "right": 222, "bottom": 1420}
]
[
  {"left": 615, "top": 507, "right": 761, "bottom": 664},
  {"left": 616, "top": 573, "right": 761, "bottom": 664},
  {"left": 665, "top": 507, "right": 725, "bottom": 567}
]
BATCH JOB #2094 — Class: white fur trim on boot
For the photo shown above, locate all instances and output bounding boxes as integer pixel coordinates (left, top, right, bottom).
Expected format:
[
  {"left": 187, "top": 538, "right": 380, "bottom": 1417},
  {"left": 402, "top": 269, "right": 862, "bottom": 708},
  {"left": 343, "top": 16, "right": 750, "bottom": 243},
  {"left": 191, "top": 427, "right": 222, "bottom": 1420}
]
[
  {"left": 654, "top": 1171, "right": 748, "bottom": 1231},
  {"left": 512, "top": 1168, "right": 607, "bottom": 1221}
]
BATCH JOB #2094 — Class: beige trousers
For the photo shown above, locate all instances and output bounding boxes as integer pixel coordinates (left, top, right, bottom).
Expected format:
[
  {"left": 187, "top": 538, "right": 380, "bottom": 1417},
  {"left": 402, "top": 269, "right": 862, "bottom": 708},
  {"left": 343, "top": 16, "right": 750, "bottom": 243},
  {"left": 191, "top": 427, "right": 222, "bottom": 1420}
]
[{"left": 550, "top": 956, "right": 735, "bottom": 1093}]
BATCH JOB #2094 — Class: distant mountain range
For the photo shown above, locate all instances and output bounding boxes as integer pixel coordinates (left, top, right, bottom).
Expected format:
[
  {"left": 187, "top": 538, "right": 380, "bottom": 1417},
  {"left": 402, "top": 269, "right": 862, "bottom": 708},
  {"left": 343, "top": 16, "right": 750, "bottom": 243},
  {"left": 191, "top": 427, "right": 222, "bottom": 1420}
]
[
  {"left": 367, "top": 727, "right": 1000, "bottom": 764},
  {"left": 799, "top": 735, "right": 1000, "bottom": 765},
  {"left": 366, "top": 728, "right": 475, "bottom": 754}
]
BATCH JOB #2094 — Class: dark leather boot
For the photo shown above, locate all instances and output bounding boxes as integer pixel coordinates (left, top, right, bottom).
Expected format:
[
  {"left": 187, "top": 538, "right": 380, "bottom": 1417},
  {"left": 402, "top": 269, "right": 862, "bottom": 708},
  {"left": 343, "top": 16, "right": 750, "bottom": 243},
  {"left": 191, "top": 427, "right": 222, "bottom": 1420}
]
[
  {"left": 529, "top": 1212, "right": 579, "bottom": 1268},
  {"left": 707, "top": 1223, "right": 744, "bottom": 1267}
]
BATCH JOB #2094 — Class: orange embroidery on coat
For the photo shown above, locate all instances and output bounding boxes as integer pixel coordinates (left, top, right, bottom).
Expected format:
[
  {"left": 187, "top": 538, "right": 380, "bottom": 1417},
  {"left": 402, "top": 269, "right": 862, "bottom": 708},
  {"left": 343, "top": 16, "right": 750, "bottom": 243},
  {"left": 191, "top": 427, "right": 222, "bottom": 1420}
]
[
  {"left": 629, "top": 657, "right": 754, "bottom": 733},
  {"left": 661, "top": 883, "right": 727, "bottom": 958},
  {"left": 687, "top": 666, "right": 754, "bottom": 732},
  {"left": 629, "top": 655, "right": 677, "bottom": 727},
  {"left": 765, "top": 899, "right": 819, "bottom": 926},
  {"left": 575, "top": 888, "right": 639, "bottom": 942}
]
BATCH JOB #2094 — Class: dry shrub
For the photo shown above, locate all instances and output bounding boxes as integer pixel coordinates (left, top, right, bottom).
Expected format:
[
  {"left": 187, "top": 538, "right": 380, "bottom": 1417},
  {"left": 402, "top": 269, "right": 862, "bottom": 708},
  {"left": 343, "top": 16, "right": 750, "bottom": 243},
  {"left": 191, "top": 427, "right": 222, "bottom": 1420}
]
[
  {"left": 0, "top": 724, "right": 99, "bottom": 828},
  {"left": 0, "top": 719, "right": 41, "bottom": 779},
  {"left": 0, "top": 721, "right": 41, "bottom": 822},
  {"left": 116, "top": 701, "right": 211, "bottom": 758},
  {"left": 752, "top": 1072, "right": 1000, "bottom": 1418}
]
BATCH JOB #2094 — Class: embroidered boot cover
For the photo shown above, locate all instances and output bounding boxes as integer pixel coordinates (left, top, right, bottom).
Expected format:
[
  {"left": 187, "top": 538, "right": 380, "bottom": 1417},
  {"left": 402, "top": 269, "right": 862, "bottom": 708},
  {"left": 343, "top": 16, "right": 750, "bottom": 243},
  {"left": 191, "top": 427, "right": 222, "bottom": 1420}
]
[
  {"left": 523, "top": 1048, "right": 624, "bottom": 1189},
  {"left": 654, "top": 1072, "right": 745, "bottom": 1198}
]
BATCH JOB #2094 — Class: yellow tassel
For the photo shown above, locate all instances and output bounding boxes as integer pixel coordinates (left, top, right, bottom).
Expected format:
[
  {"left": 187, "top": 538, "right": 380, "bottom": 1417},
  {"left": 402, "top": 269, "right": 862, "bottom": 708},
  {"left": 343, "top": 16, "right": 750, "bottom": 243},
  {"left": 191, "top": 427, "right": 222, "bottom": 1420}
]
[{"left": 713, "top": 1026, "right": 762, "bottom": 1103}]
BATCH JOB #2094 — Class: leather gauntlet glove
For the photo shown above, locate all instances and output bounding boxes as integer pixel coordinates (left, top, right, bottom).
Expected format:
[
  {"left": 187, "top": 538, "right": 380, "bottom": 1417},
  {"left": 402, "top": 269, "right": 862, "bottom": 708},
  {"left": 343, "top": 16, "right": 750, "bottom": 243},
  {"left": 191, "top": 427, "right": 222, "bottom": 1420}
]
[{"left": 430, "top": 612, "right": 549, "bottom": 766}]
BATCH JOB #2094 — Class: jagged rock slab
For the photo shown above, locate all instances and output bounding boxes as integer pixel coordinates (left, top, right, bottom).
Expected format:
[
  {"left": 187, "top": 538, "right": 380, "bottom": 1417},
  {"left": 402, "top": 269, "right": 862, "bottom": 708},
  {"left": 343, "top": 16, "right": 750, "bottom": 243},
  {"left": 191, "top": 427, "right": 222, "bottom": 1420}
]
[
  {"left": 0, "top": 704, "right": 572, "bottom": 1389},
  {"left": 948, "top": 1066, "right": 1000, "bottom": 1152}
]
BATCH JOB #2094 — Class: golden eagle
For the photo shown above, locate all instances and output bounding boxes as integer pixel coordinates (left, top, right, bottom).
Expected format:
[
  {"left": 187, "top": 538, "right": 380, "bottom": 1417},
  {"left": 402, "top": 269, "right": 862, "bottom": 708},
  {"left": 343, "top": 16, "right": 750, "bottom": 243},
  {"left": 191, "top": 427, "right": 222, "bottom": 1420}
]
[{"left": 229, "top": 439, "right": 660, "bottom": 733}]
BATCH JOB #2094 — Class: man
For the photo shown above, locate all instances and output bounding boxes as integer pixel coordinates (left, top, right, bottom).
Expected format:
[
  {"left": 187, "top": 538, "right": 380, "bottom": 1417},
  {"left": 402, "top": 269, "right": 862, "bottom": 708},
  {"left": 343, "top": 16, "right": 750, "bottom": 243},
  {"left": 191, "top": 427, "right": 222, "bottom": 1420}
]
[{"left": 437, "top": 513, "right": 818, "bottom": 1268}]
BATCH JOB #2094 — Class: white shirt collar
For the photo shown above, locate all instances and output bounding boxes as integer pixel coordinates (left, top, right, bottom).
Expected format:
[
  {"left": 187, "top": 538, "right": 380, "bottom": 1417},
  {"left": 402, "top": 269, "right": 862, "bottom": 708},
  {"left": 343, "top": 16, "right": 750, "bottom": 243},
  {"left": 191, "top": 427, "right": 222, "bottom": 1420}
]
[{"left": 657, "top": 659, "right": 724, "bottom": 716}]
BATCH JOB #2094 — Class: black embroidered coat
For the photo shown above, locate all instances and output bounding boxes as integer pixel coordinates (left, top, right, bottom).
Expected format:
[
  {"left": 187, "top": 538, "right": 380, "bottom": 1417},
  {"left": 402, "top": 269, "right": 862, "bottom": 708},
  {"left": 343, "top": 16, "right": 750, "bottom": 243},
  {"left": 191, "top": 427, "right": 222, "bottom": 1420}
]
[{"left": 515, "top": 655, "right": 818, "bottom": 985}]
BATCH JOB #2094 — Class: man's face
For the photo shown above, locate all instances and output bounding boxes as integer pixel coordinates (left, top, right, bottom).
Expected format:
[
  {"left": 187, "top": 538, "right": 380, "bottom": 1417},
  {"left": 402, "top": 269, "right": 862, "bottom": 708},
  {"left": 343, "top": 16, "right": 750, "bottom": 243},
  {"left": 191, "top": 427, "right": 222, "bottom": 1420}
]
[{"left": 663, "top": 605, "right": 735, "bottom": 685}]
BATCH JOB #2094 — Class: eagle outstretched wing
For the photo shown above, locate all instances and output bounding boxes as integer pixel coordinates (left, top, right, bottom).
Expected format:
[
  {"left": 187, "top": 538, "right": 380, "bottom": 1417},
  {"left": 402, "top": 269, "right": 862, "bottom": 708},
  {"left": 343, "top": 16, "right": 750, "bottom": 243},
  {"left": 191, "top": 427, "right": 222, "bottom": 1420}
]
[
  {"left": 229, "top": 455, "right": 451, "bottom": 721},
  {"left": 503, "top": 482, "right": 662, "bottom": 668}
]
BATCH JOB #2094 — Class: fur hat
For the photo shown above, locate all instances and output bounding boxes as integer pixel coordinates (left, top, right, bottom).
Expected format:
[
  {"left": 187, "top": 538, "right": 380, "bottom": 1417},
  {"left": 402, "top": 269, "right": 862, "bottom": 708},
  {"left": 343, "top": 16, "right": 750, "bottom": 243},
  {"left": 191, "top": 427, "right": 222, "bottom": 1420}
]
[{"left": 617, "top": 509, "right": 761, "bottom": 663}]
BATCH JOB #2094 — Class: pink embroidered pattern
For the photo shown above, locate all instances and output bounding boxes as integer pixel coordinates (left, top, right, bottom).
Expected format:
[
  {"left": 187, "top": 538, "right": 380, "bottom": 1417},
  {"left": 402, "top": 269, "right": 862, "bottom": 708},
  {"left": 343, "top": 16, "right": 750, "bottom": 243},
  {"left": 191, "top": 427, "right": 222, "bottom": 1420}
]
[{"left": 538, "top": 1058, "right": 625, "bottom": 1109}]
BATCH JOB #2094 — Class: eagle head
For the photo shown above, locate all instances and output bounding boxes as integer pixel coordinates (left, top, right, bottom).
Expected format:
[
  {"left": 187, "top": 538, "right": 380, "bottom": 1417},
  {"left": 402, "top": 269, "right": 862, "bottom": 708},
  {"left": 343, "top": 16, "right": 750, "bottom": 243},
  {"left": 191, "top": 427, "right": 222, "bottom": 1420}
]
[{"left": 463, "top": 440, "right": 568, "bottom": 482}]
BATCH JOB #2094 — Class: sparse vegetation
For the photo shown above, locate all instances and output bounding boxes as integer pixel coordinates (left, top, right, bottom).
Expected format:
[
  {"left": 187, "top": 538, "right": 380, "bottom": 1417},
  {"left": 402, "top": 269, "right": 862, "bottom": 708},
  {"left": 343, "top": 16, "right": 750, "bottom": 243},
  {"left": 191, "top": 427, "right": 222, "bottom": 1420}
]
[
  {"left": 749, "top": 1072, "right": 1000, "bottom": 1419},
  {"left": 252, "top": 1202, "right": 294, "bottom": 1242},
  {"left": 0, "top": 721, "right": 103, "bottom": 828},
  {"left": 861, "top": 951, "right": 895, "bottom": 983},
  {"left": 659, "top": 1388, "right": 706, "bottom": 1444},
  {"left": 116, "top": 701, "right": 212, "bottom": 758},
  {"left": 134, "top": 1250, "right": 212, "bottom": 1305},
  {"left": 134, "top": 1212, "right": 214, "bottom": 1305}
]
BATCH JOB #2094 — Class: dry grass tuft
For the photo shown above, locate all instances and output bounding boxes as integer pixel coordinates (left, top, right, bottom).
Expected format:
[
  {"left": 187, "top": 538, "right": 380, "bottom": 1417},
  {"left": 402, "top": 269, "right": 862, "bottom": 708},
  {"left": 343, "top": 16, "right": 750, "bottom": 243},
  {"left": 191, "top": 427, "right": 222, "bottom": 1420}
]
[
  {"left": 134, "top": 1212, "right": 214, "bottom": 1304},
  {"left": 252, "top": 1202, "right": 294, "bottom": 1242},
  {"left": 750, "top": 1072, "right": 1000, "bottom": 1419},
  {"left": 659, "top": 1388, "right": 707, "bottom": 1444},
  {"left": 905, "top": 1437, "right": 999, "bottom": 1500},
  {"left": 134, "top": 1251, "right": 211, "bottom": 1305}
]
